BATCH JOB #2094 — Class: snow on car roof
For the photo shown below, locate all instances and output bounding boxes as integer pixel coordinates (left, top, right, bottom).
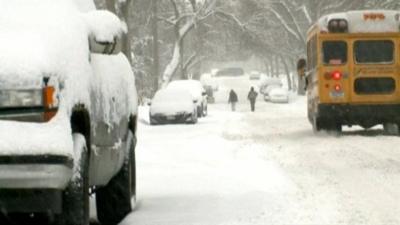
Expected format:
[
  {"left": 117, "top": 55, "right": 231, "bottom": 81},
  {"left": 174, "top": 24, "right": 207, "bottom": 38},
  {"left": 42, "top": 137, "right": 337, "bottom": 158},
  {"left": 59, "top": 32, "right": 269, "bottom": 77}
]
[
  {"left": 317, "top": 10, "right": 400, "bottom": 33},
  {"left": 167, "top": 80, "right": 204, "bottom": 97},
  {"left": 154, "top": 89, "right": 193, "bottom": 103}
]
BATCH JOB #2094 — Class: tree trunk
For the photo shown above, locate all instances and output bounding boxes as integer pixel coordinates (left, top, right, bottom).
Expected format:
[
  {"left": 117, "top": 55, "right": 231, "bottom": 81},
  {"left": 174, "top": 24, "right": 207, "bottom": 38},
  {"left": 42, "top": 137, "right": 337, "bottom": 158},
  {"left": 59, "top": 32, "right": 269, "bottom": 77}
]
[
  {"left": 105, "top": 0, "right": 116, "bottom": 13},
  {"left": 151, "top": 0, "right": 160, "bottom": 90},
  {"left": 281, "top": 56, "right": 292, "bottom": 90},
  {"left": 120, "top": 0, "right": 132, "bottom": 63},
  {"left": 180, "top": 38, "right": 186, "bottom": 79}
]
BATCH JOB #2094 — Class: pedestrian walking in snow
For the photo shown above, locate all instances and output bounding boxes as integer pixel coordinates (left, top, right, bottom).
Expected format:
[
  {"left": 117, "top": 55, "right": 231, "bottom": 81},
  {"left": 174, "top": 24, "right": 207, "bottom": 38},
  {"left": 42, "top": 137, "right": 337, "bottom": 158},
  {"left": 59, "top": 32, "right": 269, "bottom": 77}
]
[
  {"left": 228, "top": 89, "right": 238, "bottom": 111},
  {"left": 247, "top": 87, "right": 258, "bottom": 112}
]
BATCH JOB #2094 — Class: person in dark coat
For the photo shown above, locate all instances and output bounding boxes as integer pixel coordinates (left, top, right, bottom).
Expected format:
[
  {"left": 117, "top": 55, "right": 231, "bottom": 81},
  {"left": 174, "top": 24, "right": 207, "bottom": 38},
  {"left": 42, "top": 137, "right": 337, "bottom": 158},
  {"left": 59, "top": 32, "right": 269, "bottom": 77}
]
[
  {"left": 247, "top": 87, "right": 258, "bottom": 112},
  {"left": 228, "top": 89, "right": 238, "bottom": 111}
]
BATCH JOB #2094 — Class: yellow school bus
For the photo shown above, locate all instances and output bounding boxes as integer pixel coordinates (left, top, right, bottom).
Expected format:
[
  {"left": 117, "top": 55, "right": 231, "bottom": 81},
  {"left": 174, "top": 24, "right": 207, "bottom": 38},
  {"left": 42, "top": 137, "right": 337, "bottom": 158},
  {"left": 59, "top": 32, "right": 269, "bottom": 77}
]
[{"left": 305, "top": 10, "right": 400, "bottom": 132}]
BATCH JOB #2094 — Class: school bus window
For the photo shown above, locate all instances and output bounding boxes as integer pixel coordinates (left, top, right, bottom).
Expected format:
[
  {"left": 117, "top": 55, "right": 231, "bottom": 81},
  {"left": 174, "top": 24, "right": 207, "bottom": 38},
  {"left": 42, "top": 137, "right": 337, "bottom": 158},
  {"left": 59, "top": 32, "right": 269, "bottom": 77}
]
[
  {"left": 322, "top": 41, "right": 347, "bottom": 65},
  {"left": 354, "top": 40, "right": 394, "bottom": 64}
]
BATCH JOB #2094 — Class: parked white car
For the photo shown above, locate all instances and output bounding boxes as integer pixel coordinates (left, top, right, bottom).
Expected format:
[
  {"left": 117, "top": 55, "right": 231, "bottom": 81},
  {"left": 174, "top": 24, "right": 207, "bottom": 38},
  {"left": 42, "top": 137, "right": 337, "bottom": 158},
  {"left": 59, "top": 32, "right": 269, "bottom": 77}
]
[
  {"left": 167, "top": 80, "right": 208, "bottom": 117},
  {"left": 149, "top": 89, "right": 198, "bottom": 125},
  {"left": 259, "top": 78, "right": 283, "bottom": 95},
  {"left": 269, "top": 88, "right": 289, "bottom": 103},
  {"left": 249, "top": 71, "right": 261, "bottom": 80}
]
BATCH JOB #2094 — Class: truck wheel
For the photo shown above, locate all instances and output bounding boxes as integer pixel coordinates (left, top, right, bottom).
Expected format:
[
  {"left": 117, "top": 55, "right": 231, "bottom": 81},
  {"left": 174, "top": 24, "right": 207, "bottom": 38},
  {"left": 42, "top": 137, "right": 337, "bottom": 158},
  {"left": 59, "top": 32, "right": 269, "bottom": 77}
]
[
  {"left": 96, "top": 131, "right": 135, "bottom": 225},
  {"left": 57, "top": 133, "right": 89, "bottom": 225}
]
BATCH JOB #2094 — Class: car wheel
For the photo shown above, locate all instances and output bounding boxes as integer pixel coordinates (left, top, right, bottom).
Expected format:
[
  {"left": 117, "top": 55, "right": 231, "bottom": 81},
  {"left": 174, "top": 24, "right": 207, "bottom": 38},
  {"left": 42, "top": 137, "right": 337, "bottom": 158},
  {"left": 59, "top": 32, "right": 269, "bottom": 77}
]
[
  {"left": 56, "top": 133, "right": 89, "bottom": 225},
  {"left": 149, "top": 114, "right": 157, "bottom": 125},
  {"left": 96, "top": 131, "right": 135, "bottom": 225},
  {"left": 202, "top": 104, "right": 208, "bottom": 117},
  {"left": 197, "top": 105, "right": 203, "bottom": 118},
  {"left": 191, "top": 111, "right": 198, "bottom": 124}
]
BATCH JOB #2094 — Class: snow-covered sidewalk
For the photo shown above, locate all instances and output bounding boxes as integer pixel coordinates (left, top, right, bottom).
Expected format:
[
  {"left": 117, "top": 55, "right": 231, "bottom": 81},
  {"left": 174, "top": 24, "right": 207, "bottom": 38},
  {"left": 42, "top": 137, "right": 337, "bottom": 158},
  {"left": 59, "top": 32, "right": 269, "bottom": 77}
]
[{"left": 121, "top": 81, "right": 400, "bottom": 225}]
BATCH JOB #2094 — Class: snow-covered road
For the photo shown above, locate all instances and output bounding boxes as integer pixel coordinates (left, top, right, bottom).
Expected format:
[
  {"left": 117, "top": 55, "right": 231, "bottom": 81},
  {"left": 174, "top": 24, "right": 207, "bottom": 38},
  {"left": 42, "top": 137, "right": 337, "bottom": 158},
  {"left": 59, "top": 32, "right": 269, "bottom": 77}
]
[{"left": 120, "top": 77, "right": 400, "bottom": 225}]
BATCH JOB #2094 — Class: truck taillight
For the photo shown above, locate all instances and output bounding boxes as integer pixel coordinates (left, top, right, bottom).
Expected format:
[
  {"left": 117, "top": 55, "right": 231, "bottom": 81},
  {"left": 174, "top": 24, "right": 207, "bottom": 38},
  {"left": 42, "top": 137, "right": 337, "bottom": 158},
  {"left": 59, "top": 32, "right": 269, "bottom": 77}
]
[
  {"left": 42, "top": 86, "right": 57, "bottom": 122},
  {"left": 331, "top": 71, "right": 342, "bottom": 80}
]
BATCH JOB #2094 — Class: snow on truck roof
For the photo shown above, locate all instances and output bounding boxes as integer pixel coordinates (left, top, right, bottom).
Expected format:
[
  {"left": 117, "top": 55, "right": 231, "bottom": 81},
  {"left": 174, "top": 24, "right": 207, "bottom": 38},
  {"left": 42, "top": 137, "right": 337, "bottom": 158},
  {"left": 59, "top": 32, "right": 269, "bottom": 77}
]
[{"left": 315, "top": 10, "right": 400, "bottom": 33}]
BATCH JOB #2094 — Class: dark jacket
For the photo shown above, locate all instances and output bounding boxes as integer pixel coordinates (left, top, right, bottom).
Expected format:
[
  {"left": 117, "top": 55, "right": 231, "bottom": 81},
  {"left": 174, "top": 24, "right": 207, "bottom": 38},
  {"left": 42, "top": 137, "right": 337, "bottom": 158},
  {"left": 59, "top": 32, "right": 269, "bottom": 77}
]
[
  {"left": 228, "top": 91, "right": 238, "bottom": 103},
  {"left": 248, "top": 90, "right": 258, "bottom": 101}
]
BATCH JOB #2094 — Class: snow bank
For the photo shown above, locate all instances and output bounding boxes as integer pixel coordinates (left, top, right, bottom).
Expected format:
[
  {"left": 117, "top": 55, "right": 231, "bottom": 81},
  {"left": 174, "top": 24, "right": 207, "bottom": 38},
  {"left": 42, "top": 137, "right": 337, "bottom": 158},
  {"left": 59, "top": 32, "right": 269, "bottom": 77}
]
[{"left": 150, "top": 89, "right": 194, "bottom": 116}]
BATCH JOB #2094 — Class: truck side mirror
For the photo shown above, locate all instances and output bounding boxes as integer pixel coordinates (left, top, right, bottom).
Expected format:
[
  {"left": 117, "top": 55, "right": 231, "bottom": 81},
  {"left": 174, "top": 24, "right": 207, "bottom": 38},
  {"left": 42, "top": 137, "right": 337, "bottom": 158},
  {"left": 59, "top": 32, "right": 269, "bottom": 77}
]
[{"left": 85, "top": 10, "right": 125, "bottom": 55}]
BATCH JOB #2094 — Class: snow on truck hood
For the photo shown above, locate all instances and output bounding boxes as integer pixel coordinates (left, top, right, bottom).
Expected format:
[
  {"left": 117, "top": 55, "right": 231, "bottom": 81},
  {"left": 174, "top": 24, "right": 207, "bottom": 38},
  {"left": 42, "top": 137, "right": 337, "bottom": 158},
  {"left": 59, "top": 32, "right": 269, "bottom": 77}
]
[
  {"left": 0, "top": 0, "right": 93, "bottom": 107},
  {"left": 0, "top": 0, "right": 133, "bottom": 156}
]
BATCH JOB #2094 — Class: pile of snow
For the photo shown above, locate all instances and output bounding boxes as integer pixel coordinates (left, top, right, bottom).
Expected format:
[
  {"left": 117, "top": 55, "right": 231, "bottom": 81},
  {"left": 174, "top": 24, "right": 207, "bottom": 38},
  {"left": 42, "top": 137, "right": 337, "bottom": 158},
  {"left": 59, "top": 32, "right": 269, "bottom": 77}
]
[{"left": 150, "top": 89, "right": 194, "bottom": 116}]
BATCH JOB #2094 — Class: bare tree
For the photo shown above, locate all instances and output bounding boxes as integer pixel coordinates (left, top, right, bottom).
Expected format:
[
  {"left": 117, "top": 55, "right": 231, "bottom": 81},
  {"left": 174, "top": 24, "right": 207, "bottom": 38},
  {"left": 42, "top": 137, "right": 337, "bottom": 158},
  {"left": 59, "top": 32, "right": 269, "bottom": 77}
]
[{"left": 159, "top": 0, "right": 217, "bottom": 87}]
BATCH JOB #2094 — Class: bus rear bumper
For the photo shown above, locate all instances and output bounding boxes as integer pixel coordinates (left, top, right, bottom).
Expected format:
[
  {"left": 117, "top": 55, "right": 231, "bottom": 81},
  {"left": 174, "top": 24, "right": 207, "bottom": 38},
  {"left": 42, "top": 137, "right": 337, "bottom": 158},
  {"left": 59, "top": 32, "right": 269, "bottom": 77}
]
[{"left": 318, "top": 104, "right": 400, "bottom": 127}]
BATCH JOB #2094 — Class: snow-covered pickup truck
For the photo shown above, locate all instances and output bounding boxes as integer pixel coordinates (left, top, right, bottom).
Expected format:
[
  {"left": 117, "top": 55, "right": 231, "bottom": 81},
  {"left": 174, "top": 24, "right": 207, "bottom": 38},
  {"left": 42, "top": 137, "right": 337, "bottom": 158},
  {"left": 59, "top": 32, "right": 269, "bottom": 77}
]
[{"left": 0, "top": 1, "right": 137, "bottom": 225}]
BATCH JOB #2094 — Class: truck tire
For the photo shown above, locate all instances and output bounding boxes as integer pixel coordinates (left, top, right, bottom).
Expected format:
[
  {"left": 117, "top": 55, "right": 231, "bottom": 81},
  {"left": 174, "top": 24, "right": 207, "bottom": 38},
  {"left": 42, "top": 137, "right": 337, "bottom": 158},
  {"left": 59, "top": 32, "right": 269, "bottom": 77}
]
[
  {"left": 96, "top": 131, "right": 136, "bottom": 225},
  {"left": 57, "top": 133, "right": 89, "bottom": 225}
]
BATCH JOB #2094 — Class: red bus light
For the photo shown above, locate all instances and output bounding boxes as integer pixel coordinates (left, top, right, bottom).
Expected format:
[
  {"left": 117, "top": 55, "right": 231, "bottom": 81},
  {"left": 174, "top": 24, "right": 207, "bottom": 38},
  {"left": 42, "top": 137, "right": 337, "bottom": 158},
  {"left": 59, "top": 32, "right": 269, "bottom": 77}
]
[{"left": 331, "top": 71, "right": 342, "bottom": 80}]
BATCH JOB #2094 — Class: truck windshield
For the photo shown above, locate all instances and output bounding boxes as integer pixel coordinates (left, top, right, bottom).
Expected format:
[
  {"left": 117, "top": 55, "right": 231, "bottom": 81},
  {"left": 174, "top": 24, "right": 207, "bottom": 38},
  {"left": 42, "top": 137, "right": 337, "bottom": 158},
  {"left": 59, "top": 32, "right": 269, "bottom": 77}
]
[
  {"left": 354, "top": 40, "right": 394, "bottom": 64},
  {"left": 323, "top": 41, "right": 347, "bottom": 65}
]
